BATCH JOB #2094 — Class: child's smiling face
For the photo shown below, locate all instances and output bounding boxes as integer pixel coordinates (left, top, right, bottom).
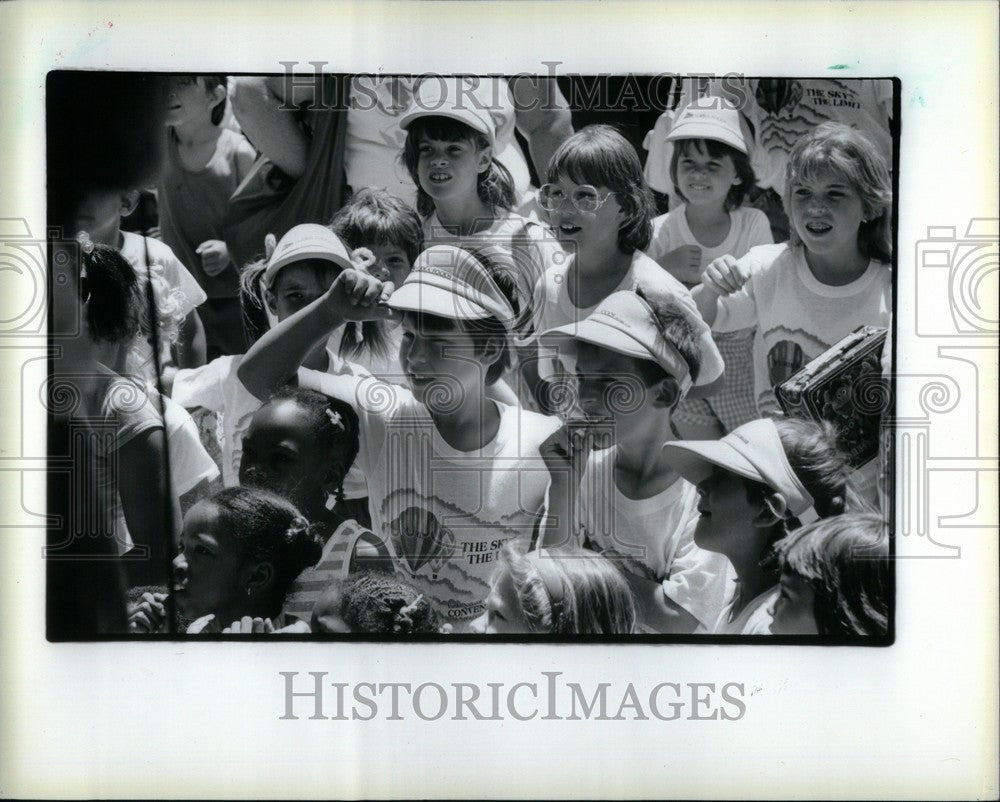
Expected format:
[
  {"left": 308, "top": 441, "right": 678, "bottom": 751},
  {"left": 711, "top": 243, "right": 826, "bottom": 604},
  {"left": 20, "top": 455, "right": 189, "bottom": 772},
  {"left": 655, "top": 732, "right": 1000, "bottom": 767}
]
[
  {"left": 416, "top": 134, "right": 491, "bottom": 207},
  {"left": 789, "top": 171, "right": 867, "bottom": 263},
  {"left": 675, "top": 140, "right": 740, "bottom": 209},
  {"left": 398, "top": 312, "right": 494, "bottom": 409}
]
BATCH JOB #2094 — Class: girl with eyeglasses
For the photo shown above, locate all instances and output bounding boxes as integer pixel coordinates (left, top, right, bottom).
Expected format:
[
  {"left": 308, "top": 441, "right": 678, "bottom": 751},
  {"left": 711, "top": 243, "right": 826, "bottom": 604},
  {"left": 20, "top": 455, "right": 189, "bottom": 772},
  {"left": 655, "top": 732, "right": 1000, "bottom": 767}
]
[{"left": 521, "top": 124, "right": 725, "bottom": 415}]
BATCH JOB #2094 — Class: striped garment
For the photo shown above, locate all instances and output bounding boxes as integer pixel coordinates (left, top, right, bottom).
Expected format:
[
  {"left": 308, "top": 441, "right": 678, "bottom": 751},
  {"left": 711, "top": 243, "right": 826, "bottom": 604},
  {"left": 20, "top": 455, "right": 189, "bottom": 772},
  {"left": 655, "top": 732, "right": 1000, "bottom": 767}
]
[{"left": 283, "top": 520, "right": 375, "bottom": 622}]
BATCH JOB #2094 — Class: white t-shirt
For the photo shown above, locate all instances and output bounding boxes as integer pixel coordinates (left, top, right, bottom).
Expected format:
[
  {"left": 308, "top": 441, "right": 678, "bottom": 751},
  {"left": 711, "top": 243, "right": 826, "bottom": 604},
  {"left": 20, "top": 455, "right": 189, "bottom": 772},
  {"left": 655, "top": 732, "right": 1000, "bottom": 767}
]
[
  {"left": 524, "top": 249, "right": 724, "bottom": 387},
  {"left": 739, "top": 78, "right": 894, "bottom": 196},
  {"left": 712, "top": 584, "right": 777, "bottom": 635},
  {"left": 571, "top": 445, "right": 733, "bottom": 631},
  {"left": 120, "top": 231, "right": 207, "bottom": 313},
  {"left": 171, "top": 351, "right": 372, "bottom": 498},
  {"left": 643, "top": 78, "right": 893, "bottom": 204},
  {"left": 120, "top": 231, "right": 207, "bottom": 383},
  {"left": 712, "top": 243, "right": 892, "bottom": 415},
  {"left": 159, "top": 391, "right": 220, "bottom": 496},
  {"left": 647, "top": 206, "right": 774, "bottom": 271},
  {"left": 346, "top": 76, "right": 533, "bottom": 204},
  {"left": 299, "top": 370, "right": 561, "bottom": 626}
]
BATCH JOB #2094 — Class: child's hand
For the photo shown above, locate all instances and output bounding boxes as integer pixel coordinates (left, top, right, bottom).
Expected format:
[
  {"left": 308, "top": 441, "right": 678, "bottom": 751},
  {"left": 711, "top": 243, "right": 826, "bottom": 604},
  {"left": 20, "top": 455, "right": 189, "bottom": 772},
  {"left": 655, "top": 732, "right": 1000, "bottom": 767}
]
[
  {"left": 324, "top": 268, "right": 399, "bottom": 323},
  {"left": 222, "top": 616, "right": 275, "bottom": 634},
  {"left": 196, "top": 239, "right": 231, "bottom": 277},
  {"left": 701, "top": 254, "right": 751, "bottom": 296},
  {"left": 186, "top": 613, "right": 216, "bottom": 634},
  {"left": 127, "top": 591, "right": 168, "bottom": 634},
  {"left": 538, "top": 422, "right": 611, "bottom": 482},
  {"left": 349, "top": 247, "right": 378, "bottom": 273},
  {"left": 660, "top": 245, "right": 703, "bottom": 285},
  {"left": 272, "top": 619, "right": 311, "bottom": 634}
]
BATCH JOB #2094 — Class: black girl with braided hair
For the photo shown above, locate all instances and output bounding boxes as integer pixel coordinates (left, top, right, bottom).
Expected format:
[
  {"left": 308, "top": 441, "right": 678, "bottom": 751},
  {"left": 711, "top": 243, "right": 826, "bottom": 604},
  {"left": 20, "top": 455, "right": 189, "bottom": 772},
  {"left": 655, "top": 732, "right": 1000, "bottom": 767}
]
[
  {"left": 167, "top": 486, "right": 324, "bottom": 634},
  {"left": 237, "top": 386, "right": 393, "bottom": 620}
]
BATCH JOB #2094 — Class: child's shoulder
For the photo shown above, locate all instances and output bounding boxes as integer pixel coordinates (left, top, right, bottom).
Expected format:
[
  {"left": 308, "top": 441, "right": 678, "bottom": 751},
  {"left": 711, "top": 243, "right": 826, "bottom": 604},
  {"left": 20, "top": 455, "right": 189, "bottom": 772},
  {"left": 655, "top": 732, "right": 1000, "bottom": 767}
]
[
  {"left": 217, "top": 126, "right": 253, "bottom": 151},
  {"left": 120, "top": 231, "right": 181, "bottom": 267},
  {"left": 731, "top": 205, "right": 770, "bottom": 228},
  {"left": 743, "top": 242, "right": 794, "bottom": 271},
  {"left": 500, "top": 404, "right": 561, "bottom": 449},
  {"left": 173, "top": 354, "right": 242, "bottom": 392},
  {"left": 629, "top": 249, "right": 695, "bottom": 297}
]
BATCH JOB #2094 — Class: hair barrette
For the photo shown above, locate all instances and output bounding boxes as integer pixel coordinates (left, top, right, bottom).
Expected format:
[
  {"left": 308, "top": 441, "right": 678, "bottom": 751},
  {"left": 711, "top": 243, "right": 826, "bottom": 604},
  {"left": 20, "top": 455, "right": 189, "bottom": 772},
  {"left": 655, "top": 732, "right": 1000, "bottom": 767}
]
[
  {"left": 75, "top": 231, "right": 95, "bottom": 255},
  {"left": 325, "top": 409, "right": 344, "bottom": 430}
]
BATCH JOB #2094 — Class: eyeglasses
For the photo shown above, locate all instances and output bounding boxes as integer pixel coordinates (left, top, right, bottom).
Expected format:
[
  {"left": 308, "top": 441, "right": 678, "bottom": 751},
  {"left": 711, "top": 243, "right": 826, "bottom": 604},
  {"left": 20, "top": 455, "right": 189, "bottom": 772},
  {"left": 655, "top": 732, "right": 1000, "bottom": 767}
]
[{"left": 538, "top": 184, "right": 618, "bottom": 213}]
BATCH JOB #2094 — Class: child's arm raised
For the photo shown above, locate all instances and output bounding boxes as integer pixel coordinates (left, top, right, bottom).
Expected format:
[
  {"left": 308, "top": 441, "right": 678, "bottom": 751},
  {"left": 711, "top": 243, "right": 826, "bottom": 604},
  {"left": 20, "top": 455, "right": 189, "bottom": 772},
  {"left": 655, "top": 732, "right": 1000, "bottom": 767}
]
[
  {"left": 238, "top": 269, "right": 396, "bottom": 400},
  {"left": 537, "top": 424, "right": 608, "bottom": 550}
]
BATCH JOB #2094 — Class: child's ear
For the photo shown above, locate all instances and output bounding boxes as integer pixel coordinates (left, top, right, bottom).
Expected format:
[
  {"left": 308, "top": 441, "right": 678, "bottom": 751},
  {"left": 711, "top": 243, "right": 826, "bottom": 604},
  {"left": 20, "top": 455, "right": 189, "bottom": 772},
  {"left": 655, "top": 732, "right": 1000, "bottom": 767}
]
[
  {"left": 754, "top": 493, "right": 788, "bottom": 527},
  {"left": 264, "top": 288, "right": 278, "bottom": 316},
  {"left": 245, "top": 561, "right": 275, "bottom": 596},
  {"left": 652, "top": 376, "right": 682, "bottom": 410},
  {"left": 321, "top": 464, "right": 346, "bottom": 500},
  {"left": 478, "top": 334, "right": 504, "bottom": 368},
  {"left": 208, "top": 81, "right": 227, "bottom": 106},
  {"left": 119, "top": 191, "right": 140, "bottom": 218},
  {"left": 476, "top": 145, "right": 494, "bottom": 174}
]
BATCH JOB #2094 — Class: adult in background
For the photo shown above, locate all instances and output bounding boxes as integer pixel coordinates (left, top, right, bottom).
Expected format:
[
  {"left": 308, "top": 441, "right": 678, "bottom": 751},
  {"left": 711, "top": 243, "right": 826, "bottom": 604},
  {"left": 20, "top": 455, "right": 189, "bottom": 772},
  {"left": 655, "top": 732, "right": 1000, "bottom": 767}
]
[{"left": 231, "top": 73, "right": 573, "bottom": 207}]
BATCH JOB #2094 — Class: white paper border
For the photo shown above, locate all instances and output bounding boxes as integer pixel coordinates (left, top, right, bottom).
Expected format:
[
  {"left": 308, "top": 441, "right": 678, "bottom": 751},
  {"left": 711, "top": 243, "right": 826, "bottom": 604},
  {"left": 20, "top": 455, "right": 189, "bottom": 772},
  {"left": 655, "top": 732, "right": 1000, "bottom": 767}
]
[{"left": 1, "top": 1, "right": 997, "bottom": 798}]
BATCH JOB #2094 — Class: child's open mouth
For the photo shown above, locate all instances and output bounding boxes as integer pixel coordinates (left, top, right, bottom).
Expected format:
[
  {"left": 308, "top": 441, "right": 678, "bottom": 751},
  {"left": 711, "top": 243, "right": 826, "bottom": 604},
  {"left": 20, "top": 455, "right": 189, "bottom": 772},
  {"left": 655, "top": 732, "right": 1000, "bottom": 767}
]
[
  {"left": 428, "top": 172, "right": 451, "bottom": 184},
  {"left": 558, "top": 223, "right": 582, "bottom": 235},
  {"left": 688, "top": 183, "right": 711, "bottom": 192},
  {"left": 805, "top": 221, "right": 833, "bottom": 234}
]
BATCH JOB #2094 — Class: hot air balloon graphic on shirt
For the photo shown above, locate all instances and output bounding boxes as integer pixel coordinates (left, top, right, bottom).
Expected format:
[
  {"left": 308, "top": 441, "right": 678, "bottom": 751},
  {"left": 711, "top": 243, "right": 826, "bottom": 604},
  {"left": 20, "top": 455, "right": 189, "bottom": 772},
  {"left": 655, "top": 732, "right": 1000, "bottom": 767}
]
[
  {"left": 388, "top": 506, "right": 457, "bottom": 580},
  {"left": 755, "top": 79, "right": 804, "bottom": 116},
  {"left": 768, "top": 340, "right": 806, "bottom": 388}
]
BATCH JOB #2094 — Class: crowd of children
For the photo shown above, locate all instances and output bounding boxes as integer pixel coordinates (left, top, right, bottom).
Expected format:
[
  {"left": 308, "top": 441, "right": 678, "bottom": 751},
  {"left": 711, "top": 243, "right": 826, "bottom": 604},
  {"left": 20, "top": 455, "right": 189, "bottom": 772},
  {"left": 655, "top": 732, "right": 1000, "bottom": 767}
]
[{"left": 62, "top": 74, "right": 893, "bottom": 638}]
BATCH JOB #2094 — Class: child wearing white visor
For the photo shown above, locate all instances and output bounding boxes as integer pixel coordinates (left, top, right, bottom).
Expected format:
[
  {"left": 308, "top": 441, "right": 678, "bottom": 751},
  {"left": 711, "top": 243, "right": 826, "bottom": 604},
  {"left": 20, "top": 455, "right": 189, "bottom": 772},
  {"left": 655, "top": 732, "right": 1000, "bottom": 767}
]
[
  {"left": 663, "top": 416, "right": 853, "bottom": 634},
  {"left": 239, "top": 244, "right": 561, "bottom": 629},
  {"left": 173, "top": 223, "right": 360, "bottom": 489},
  {"left": 536, "top": 286, "right": 732, "bottom": 634}
]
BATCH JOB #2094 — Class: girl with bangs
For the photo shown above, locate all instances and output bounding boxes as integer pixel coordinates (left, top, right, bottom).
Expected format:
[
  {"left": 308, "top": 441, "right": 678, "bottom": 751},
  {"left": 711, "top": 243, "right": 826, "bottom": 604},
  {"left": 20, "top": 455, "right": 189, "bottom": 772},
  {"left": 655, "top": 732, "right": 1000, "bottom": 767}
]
[
  {"left": 695, "top": 121, "right": 892, "bottom": 419},
  {"left": 646, "top": 97, "right": 774, "bottom": 439},
  {"left": 522, "top": 124, "right": 724, "bottom": 415},
  {"left": 398, "top": 78, "right": 565, "bottom": 408}
]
